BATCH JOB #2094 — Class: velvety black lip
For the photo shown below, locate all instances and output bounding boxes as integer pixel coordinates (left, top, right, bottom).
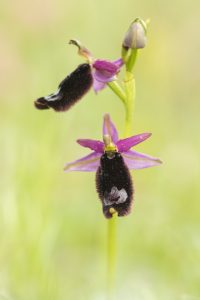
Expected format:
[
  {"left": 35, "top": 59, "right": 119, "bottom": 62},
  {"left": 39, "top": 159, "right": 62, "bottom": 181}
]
[
  {"left": 34, "top": 63, "right": 93, "bottom": 112},
  {"left": 96, "top": 152, "right": 134, "bottom": 219},
  {"left": 34, "top": 97, "right": 50, "bottom": 110}
]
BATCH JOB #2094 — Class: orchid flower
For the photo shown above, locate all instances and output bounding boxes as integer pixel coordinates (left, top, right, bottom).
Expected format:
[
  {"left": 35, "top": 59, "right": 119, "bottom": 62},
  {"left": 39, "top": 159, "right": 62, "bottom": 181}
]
[
  {"left": 34, "top": 40, "right": 123, "bottom": 111},
  {"left": 64, "top": 114, "right": 162, "bottom": 218},
  {"left": 69, "top": 39, "right": 123, "bottom": 92}
]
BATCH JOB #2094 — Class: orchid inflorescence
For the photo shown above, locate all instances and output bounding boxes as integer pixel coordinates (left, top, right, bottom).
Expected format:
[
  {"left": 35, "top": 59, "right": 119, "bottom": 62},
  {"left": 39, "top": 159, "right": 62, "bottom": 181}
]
[{"left": 34, "top": 18, "right": 162, "bottom": 219}]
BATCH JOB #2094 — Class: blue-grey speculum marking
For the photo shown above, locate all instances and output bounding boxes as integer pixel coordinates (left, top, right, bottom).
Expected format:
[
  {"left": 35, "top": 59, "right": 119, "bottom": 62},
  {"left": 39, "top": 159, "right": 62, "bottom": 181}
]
[{"left": 103, "top": 186, "right": 128, "bottom": 206}]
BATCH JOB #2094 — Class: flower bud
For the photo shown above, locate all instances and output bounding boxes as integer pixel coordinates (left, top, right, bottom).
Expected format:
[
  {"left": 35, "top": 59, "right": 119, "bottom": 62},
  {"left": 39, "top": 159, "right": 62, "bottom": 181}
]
[{"left": 123, "top": 18, "right": 147, "bottom": 50}]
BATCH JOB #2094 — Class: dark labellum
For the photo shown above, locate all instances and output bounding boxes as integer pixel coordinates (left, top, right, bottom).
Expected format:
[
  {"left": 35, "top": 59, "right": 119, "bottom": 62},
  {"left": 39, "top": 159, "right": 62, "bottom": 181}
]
[
  {"left": 96, "top": 152, "right": 134, "bottom": 219},
  {"left": 34, "top": 63, "right": 93, "bottom": 112}
]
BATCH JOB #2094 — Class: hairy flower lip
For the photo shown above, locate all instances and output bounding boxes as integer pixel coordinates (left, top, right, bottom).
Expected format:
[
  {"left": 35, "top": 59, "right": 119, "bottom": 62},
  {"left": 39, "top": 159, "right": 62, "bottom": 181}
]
[
  {"left": 64, "top": 114, "right": 162, "bottom": 172},
  {"left": 34, "top": 63, "right": 93, "bottom": 112}
]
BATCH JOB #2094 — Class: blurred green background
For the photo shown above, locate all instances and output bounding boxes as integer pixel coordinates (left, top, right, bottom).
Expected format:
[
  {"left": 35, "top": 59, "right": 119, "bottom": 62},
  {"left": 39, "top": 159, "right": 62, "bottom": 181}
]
[{"left": 1, "top": 0, "right": 200, "bottom": 299}]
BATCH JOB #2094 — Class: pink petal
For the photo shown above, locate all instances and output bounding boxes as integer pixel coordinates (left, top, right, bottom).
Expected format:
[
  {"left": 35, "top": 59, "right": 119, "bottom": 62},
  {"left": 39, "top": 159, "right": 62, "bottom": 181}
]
[
  {"left": 93, "top": 59, "right": 119, "bottom": 83},
  {"left": 93, "top": 59, "right": 118, "bottom": 72},
  {"left": 117, "top": 133, "right": 152, "bottom": 152},
  {"left": 77, "top": 139, "right": 104, "bottom": 153},
  {"left": 103, "top": 114, "right": 118, "bottom": 143},
  {"left": 64, "top": 152, "right": 101, "bottom": 172},
  {"left": 93, "top": 77, "right": 106, "bottom": 92},
  {"left": 93, "top": 70, "right": 116, "bottom": 83},
  {"left": 112, "top": 58, "right": 124, "bottom": 68},
  {"left": 122, "top": 150, "right": 162, "bottom": 170}
]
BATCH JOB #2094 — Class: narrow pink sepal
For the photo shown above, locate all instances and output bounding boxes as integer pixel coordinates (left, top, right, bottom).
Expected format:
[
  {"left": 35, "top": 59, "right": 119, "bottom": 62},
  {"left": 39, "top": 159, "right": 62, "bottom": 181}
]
[
  {"left": 122, "top": 149, "right": 162, "bottom": 170},
  {"left": 93, "top": 78, "right": 106, "bottom": 92},
  {"left": 64, "top": 152, "right": 101, "bottom": 172},
  {"left": 103, "top": 114, "right": 118, "bottom": 143},
  {"left": 77, "top": 139, "right": 104, "bottom": 153},
  {"left": 113, "top": 58, "right": 124, "bottom": 69},
  {"left": 117, "top": 133, "right": 152, "bottom": 152}
]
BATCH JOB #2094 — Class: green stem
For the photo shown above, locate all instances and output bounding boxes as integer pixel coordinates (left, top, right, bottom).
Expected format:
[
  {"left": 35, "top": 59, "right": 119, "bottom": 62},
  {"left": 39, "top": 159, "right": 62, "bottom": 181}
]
[
  {"left": 107, "top": 81, "right": 126, "bottom": 104},
  {"left": 106, "top": 52, "right": 137, "bottom": 300},
  {"left": 106, "top": 73, "right": 135, "bottom": 297},
  {"left": 107, "top": 212, "right": 117, "bottom": 300},
  {"left": 126, "top": 49, "right": 138, "bottom": 73},
  {"left": 124, "top": 71, "right": 136, "bottom": 137}
]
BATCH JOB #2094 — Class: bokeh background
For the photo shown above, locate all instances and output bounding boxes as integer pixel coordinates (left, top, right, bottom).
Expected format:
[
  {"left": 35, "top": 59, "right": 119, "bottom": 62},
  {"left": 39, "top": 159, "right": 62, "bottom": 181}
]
[{"left": 1, "top": 0, "right": 200, "bottom": 299}]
